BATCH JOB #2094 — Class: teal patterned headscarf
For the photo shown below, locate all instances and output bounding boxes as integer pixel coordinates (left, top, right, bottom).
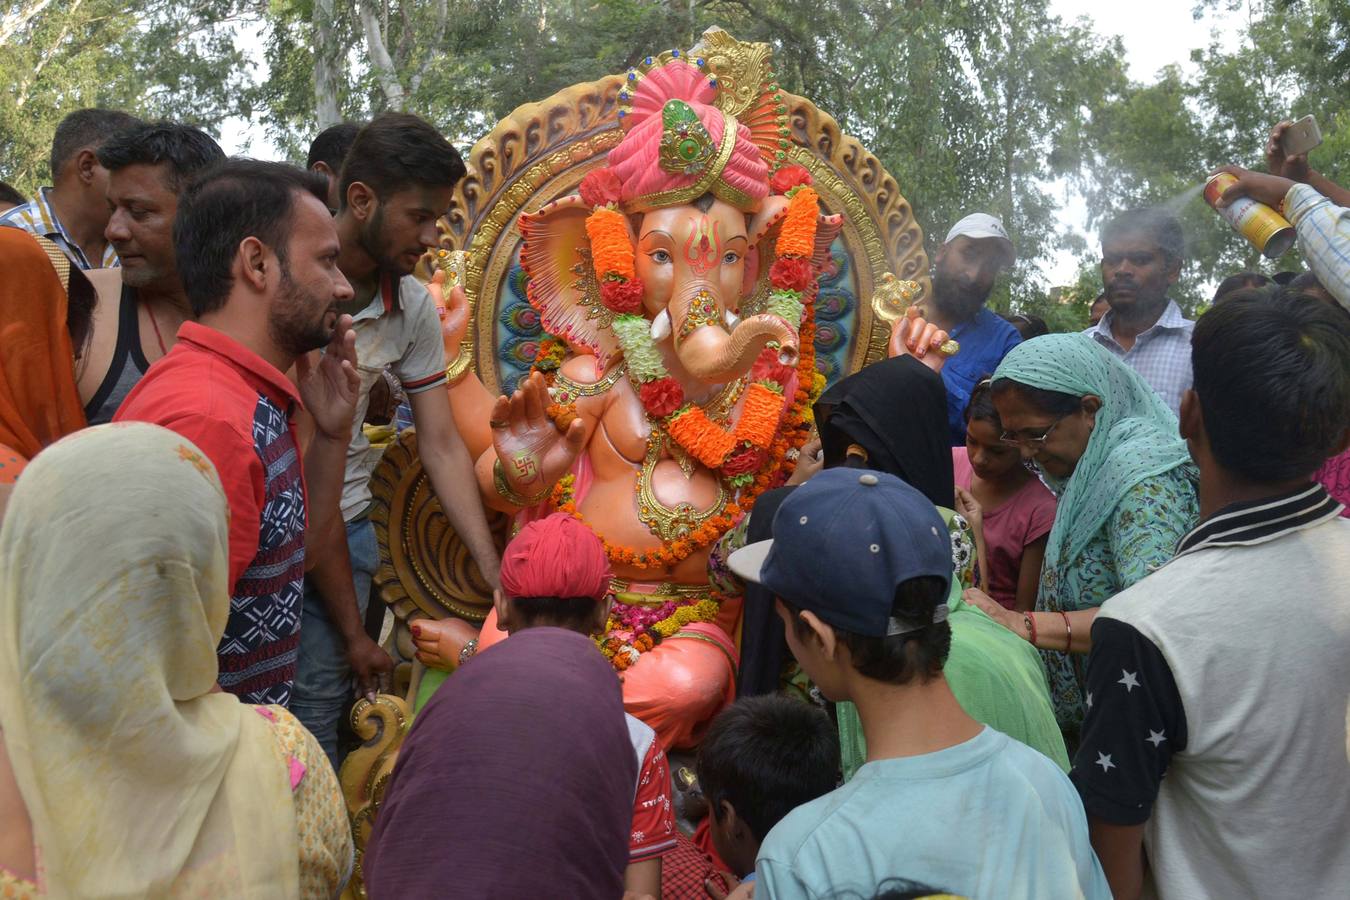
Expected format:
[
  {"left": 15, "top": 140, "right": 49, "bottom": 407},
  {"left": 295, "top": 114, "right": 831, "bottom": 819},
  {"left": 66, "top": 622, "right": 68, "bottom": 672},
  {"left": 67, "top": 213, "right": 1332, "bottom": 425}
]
[{"left": 992, "top": 334, "right": 1193, "bottom": 580}]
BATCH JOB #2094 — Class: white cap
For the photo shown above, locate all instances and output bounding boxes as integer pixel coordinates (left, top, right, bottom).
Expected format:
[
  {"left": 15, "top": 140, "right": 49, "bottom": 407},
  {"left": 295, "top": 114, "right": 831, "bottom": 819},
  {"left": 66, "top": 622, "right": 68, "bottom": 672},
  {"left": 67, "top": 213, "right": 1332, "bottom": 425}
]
[{"left": 944, "top": 213, "right": 1015, "bottom": 264}]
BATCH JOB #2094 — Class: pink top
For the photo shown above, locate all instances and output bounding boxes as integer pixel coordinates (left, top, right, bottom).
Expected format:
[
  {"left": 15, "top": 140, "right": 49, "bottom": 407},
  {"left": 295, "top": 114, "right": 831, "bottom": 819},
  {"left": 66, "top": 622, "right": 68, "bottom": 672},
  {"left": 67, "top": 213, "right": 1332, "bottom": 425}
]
[
  {"left": 1315, "top": 449, "right": 1350, "bottom": 517},
  {"left": 952, "top": 447, "right": 1057, "bottom": 609}
]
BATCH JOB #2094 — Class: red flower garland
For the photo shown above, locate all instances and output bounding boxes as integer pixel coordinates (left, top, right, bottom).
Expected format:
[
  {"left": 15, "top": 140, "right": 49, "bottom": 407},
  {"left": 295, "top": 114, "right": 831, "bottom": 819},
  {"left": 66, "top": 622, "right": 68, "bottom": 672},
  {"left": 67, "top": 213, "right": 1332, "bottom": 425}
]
[
  {"left": 722, "top": 445, "right": 765, "bottom": 477},
  {"left": 639, "top": 377, "right": 685, "bottom": 417},
  {"left": 579, "top": 168, "right": 624, "bottom": 207},
  {"left": 770, "top": 257, "right": 813, "bottom": 292},
  {"left": 600, "top": 278, "right": 645, "bottom": 314},
  {"left": 770, "top": 164, "right": 813, "bottom": 195}
]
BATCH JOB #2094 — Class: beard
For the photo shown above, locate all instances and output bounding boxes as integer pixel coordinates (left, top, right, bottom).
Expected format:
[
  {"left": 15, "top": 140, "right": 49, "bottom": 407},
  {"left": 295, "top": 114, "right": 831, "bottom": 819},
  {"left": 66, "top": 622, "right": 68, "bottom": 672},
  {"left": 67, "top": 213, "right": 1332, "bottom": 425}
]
[
  {"left": 359, "top": 206, "right": 421, "bottom": 276},
  {"left": 268, "top": 266, "right": 335, "bottom": 358},
  {"left": 119, "top": 255, "right": 172, "bottom": 291},
  {"left": 931, "top": 274, "right": 989, "bottom": 322}
]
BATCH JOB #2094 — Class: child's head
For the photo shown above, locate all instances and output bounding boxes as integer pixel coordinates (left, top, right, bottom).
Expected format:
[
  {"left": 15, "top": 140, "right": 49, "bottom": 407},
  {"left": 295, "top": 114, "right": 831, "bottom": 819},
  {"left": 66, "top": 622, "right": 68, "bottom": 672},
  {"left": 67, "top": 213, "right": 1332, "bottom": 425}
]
[
  {"left": 696, "top": 696, "right": 840, "bottom": 877},
  {"left": 963, "top": 378, "right": 1023, "bottom": 482},
  {"left": 776, "top": 575, "right": 952, "bottom": 701},
  {"left": 728, "top": 469, "right": 955, "bottom": 702},
  {"left": 494, "top": 513, "right": 613, "bottom": 636}
]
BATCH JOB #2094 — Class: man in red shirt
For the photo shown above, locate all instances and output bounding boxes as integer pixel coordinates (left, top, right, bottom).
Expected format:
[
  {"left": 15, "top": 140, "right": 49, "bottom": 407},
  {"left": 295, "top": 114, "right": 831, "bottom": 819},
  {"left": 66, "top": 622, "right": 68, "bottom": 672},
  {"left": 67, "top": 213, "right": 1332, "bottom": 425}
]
[{"left": 116, "top": 159, "right": 359, "bottom": 706}]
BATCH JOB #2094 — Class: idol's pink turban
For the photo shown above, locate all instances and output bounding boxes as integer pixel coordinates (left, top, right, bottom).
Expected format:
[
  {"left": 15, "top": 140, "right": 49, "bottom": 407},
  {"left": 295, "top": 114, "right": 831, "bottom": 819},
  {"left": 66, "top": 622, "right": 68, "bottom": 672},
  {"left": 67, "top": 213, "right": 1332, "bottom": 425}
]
[
  {"left": 498, "top": 513, "right": 613, "bottom": 601},
  {"left": 606, "top": 60, "right": 769, "bottom": 213}
]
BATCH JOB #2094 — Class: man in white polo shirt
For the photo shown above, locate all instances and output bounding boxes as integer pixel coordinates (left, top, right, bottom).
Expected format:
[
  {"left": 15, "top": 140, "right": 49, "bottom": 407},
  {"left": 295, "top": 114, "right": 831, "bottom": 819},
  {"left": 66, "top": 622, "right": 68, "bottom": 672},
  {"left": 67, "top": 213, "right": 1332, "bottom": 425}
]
[
  {"left": 292, "top": 113, "right": 502, "bottom": 768},
  {"left": 1072, "top": 291, "right": 1350, "bottom": 899}
]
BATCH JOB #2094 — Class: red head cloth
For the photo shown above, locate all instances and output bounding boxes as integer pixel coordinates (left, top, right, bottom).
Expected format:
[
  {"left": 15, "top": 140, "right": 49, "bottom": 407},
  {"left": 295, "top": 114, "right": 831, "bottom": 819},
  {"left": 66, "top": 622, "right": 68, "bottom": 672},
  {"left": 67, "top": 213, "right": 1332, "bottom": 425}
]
[{"left": 498, "top": 513, "right": 613, "bottom": 601}]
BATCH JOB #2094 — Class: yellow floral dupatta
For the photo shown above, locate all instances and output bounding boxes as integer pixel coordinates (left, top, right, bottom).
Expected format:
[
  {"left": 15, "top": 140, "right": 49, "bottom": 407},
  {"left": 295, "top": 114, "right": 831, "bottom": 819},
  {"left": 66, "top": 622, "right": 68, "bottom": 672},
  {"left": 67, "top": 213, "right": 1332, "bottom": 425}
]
[{"left": 0, "top": 424, "right": 299, "bottom": 897}]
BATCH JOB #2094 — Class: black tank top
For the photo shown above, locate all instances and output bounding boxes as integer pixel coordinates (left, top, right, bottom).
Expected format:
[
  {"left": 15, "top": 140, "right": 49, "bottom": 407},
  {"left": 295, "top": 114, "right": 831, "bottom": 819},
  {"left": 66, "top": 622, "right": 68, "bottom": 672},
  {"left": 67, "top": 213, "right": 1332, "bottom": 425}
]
[{"left": 83, "top": 284, "right": 151, "bottom": 425}]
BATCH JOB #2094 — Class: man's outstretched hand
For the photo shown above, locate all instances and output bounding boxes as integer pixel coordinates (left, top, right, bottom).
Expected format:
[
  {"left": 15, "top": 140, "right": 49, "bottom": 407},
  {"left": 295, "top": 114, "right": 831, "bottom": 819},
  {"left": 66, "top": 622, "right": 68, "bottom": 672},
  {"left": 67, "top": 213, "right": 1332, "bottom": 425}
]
[
  {"left": 347, "top": 634, "right": 395, "bottom": 701},
  {"left": 1265, "top": 120, "right": 1312, "bottom": 183},
  {"left": 431, "top": 273, "right": 471, "bottom": 362}
]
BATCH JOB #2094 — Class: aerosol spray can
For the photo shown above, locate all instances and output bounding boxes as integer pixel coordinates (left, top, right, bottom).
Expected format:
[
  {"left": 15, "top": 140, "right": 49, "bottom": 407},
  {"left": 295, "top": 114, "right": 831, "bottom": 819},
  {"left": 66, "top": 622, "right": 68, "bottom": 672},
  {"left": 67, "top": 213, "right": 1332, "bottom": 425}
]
[{"left": 1204, "top": 173, "right": 1296, "bottom": 259}]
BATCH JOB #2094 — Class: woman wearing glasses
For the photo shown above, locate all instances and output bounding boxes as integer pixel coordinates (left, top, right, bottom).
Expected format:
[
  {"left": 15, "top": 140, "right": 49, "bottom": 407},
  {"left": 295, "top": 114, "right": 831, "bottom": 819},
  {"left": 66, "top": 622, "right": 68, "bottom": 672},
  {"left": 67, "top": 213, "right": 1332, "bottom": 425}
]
[{"left": 963, "top": 333, "right": 1198, "bottom": 743}]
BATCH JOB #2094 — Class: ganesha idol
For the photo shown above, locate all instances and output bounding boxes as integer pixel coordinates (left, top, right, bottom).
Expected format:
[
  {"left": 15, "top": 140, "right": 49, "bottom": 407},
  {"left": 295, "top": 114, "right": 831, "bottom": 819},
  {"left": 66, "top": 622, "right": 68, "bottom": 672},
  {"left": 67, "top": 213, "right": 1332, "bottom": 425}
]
[{"left": 387, "top": 33, "right": 950, "bottom": 753}]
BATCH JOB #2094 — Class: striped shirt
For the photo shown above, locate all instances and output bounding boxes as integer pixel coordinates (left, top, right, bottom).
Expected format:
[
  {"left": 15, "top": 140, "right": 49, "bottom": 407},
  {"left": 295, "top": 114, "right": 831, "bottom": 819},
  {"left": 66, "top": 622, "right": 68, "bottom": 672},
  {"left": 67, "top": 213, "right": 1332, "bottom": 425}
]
[
  {"left": 1284, "top": 183, "right": 1350, "bottom": 313},
  {"left": 1084, "top": 300, "right": 1194, "bottom": 417},
  {"left": 0, "top": 186, "right": 119, "bottom": 269}
]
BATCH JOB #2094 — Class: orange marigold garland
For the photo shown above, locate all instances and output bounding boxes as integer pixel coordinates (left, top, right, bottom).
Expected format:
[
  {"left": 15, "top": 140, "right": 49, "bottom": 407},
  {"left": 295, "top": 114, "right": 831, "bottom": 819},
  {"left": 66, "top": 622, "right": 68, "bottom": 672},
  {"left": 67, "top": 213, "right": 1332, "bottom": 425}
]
[
  {"left": 776, "top": 186, "right": 820, "bottom": 258},
  {"left": 665, "top": 407, "right": 742, "bottom": 469},
  {"left": 585, "top": 207, "right": 637, "bottom": 283},
  {"left": 532, "top": 335, "right": 567, "bottom": 372},
  {"left": 547, "top": 283, "right": 817, "bottom": 572},
  {"left": 737, "top": 382, "right": 788, "bottom": 447},
  {"left": 606, "top": 184, "right": 819, "bottom": 480},
  {"left": 557, "top": 160, "right": 819, "bottom": 573}
]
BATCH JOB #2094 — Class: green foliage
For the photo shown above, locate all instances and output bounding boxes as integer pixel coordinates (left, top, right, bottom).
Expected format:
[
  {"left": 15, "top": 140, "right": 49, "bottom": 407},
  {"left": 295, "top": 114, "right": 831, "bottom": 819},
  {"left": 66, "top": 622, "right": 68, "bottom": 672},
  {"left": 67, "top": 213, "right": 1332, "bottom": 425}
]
[
  {"left": 0, "top": 0, "right": 251, "bottom": 192},
  {"left": 252, "top": 0, "right": 1135, "bottom": 334},
  {"left": 1077, "top": 0, "right": 1350, "bottom": 312},
  {"left": 4, "top": 0, "right": 1344, "bottom": 334}
]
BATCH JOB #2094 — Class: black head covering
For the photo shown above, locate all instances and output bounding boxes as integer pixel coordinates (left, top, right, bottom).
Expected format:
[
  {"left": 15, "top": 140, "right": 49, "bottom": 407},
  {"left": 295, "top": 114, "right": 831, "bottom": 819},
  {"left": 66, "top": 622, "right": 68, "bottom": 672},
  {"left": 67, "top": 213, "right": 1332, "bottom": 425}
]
[
  {"left": 737, "top": 357, "right": 953, "bottom": 697},
  {"left": 735, "top": 485, "right": 795, "bottom": 697},
  {"left": 813, "top": 354, "right": 955, "bottom": 509}
]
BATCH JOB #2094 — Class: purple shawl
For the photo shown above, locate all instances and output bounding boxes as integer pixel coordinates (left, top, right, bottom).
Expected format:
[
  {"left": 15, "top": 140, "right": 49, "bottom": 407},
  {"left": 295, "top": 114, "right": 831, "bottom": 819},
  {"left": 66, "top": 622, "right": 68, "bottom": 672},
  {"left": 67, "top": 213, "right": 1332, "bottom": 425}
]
[{"left": 363, "top": 627, "right": 637, "bottom": 899}]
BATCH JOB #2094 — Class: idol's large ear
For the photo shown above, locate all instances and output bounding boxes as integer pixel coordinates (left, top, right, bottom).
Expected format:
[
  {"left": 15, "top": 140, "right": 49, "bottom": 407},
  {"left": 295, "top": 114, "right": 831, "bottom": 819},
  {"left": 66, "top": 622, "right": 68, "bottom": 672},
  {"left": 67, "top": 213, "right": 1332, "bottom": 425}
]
[
  {"left": 747, "top": 195, "right": 789, "bottom": 248},
  {"left": 743, "top": 193, "right": 843, "bottom": 296},
  {"left": 518, "top": 195, "right": 623, "bottom": 369},
  {"left": 742, "top": 196, "right": 789, "bottom": 297}
]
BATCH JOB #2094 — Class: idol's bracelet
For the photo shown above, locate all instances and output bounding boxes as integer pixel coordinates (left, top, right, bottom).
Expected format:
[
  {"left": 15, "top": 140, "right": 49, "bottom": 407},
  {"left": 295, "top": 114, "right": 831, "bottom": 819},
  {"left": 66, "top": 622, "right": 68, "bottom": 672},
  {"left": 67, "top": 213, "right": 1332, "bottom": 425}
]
[
  {"left": 492, "top": 458, "right": 552, "bottom": 508},
  {"left": 445, "top": 346, "right": 473, "bottom": 386}
]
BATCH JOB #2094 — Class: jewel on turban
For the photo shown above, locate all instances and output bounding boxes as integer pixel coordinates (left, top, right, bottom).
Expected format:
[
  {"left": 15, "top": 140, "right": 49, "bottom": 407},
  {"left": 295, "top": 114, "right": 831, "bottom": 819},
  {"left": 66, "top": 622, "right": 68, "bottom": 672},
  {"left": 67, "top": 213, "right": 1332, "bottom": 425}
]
[{"left": 606, "top": 60, "right": 769, "bottom": 213}]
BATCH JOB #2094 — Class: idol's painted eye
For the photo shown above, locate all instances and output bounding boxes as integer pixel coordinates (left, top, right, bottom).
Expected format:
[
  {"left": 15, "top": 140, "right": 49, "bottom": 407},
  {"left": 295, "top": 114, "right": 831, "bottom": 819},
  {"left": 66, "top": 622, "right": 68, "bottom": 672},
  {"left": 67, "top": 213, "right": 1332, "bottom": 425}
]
[
  {"left": 722, "top": 251, "right": 740, "bottom": 265},
  {"left": 649, "top": 249, "right": 672, "bottom": 264}
]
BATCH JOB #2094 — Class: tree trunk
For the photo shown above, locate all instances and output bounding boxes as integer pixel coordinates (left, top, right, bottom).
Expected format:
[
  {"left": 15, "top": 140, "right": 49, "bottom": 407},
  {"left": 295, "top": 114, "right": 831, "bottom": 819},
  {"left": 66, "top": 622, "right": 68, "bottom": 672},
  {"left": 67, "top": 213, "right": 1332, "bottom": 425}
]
[
  {"left": 408, "top": 0, "right": 449, "bottom": 98},
  {"left": 359, "top": 0, "right": 406, "bottom": 110},
  {"left": 313, "top": 0, "right": 342, "bottom": 128},
  {"left": 0, "top": 0, "right": 56, "bottom": 44}
]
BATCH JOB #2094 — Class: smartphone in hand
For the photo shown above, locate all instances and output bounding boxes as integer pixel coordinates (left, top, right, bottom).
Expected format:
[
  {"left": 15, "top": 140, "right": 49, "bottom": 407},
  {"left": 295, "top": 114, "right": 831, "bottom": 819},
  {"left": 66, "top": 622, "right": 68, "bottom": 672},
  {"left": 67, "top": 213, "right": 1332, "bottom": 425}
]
[{"left": 1282, "top": 115, "right": 1323, "bottom": 158}]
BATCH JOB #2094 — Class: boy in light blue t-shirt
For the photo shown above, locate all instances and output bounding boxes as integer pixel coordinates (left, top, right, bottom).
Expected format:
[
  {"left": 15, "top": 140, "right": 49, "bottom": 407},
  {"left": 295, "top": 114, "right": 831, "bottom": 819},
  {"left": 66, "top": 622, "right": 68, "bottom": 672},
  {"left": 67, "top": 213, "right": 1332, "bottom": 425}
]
[{"left": 729, "top": 468, "right": 1110, "bottom": 900}]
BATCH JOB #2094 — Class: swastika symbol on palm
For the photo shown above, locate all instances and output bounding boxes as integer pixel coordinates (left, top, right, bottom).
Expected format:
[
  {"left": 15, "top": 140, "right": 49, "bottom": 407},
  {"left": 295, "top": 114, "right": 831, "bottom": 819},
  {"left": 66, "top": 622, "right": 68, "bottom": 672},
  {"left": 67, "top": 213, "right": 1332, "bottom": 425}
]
[{"left": 511, "top": 454, "right": 539, "bottom": 479}]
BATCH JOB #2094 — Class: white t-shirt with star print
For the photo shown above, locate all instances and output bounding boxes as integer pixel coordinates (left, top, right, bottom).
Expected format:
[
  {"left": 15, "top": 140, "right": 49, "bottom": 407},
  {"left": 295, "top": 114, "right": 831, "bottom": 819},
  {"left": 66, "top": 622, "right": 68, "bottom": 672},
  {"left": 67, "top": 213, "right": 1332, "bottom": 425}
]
[{"left": 1072, "top": 496, "right": 1350, "bottom": 898}]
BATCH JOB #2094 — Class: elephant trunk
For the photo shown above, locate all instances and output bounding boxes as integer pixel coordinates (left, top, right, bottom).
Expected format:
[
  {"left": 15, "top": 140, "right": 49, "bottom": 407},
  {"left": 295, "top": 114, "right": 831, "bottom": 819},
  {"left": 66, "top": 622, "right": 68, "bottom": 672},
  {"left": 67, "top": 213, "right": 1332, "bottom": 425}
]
[{"left": 677, "top": 311, "right": 799, "bottom": 384}]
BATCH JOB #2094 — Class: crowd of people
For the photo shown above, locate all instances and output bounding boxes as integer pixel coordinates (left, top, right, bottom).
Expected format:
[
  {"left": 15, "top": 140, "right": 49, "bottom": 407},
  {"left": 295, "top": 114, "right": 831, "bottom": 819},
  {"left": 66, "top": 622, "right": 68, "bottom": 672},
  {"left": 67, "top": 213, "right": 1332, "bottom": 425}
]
[{"left": 0, "top": 103, "right": 1346, "bottom": 900}]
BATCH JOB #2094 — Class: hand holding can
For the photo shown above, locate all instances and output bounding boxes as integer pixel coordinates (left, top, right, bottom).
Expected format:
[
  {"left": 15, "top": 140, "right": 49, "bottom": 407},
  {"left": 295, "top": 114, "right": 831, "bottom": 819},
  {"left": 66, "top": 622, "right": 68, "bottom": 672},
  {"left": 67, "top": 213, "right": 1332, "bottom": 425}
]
[{"left": 1205, "top": 166, "right": 1297, "bottom": 259}]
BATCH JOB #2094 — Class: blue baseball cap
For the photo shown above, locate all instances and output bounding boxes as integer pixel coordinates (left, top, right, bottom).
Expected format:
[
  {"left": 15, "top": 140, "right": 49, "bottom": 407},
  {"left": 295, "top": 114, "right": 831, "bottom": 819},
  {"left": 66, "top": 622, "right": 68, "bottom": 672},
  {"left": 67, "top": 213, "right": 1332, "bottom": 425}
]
[{"left": 728, "top": 468, "right": 953, "bottom": 638}]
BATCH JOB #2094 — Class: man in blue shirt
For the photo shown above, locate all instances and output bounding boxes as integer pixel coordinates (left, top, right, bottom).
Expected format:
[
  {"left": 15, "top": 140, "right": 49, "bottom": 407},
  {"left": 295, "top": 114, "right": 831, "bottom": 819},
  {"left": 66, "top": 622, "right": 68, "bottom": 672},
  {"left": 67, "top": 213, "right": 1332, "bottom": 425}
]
[{"left": 926, "top": 213, "right": 1021, "bottom": 444}]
